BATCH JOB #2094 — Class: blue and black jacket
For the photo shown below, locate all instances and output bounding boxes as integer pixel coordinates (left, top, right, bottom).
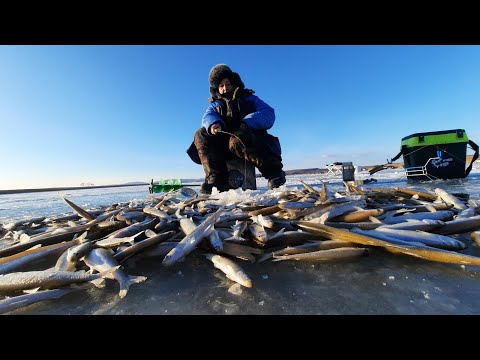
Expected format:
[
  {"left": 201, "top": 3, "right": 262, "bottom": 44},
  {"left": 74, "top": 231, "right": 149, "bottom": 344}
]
[{"left": 202, "top": 89, "right": 276, "bottom": 133}]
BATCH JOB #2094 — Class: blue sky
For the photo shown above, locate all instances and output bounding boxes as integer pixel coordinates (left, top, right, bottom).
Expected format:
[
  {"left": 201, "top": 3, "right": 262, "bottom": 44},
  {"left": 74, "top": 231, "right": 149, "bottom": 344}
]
[{"left": 1, "top": 45, "right": 479, "bottom": 190}]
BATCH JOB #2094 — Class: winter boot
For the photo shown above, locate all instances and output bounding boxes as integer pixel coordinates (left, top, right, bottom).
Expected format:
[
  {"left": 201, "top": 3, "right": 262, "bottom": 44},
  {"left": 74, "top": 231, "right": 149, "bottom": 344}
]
[
  {"left": 267, "top": 170, "right": 286, "bottom": 189},
  {"left": 196, "top": 146, "right": 230, "bottom": 195},
  {"left": 253, "top": 154, "right": 286, "bottom": 189},
  {"left": 200, "top": 181, "right": 230, "bottom": 195}
]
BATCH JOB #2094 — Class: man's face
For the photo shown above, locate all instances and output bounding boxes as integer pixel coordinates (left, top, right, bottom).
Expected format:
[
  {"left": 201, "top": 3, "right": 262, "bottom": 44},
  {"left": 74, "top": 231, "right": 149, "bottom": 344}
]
[{"left": 218, "top": 78, "right": 233, "bottom": 94}]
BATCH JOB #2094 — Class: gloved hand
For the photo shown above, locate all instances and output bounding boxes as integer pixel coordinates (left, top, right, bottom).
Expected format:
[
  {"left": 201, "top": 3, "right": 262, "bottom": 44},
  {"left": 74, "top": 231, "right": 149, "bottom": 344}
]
[{"left": 210, "top": 122, "right": 223, "bottom": 135}]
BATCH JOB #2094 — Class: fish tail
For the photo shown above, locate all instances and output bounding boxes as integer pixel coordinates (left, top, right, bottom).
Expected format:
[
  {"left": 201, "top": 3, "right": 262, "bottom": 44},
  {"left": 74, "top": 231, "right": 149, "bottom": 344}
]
[
  {"left": 119, "top": 275, "right": 147, "bottom": 298},
  {"left": 97, "top": 265, "right": 121, "bottom": 278},
  {"left": 90, "top": 278, "right": 106, "bottom": 288},
  {"left": 119, "top": 288, "right": 128, "bottom": 299},
  {"left": 208, "top": 236, "right": 224, "bottom": 251},
  {"left": 129, "top": 275, "right": 147, "bottom": 284}
]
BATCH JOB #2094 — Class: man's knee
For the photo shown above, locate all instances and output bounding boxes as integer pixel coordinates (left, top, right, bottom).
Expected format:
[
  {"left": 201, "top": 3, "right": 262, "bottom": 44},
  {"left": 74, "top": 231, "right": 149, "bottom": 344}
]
[
  {"left": 194, "top": 127, "right": 208, "bottom": 141},
  {"left": 229, "top": 136, "right": 246, "bottom": 157}
]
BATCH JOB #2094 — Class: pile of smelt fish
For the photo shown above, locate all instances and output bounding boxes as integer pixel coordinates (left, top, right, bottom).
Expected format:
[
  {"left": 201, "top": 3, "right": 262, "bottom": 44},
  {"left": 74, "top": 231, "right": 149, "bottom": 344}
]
[{"left": 0, "top": 180, "right": 479, "bottom": 314}]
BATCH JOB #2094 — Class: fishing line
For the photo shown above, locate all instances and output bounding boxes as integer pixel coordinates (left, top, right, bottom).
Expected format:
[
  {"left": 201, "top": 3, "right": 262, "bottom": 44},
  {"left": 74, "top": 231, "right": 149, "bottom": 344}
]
[
  {"left": 217, "top": 130, "right": 246, "bottom": 148},
  {"left": 217, "top": 130, "right": 248, "bottom": 188}
]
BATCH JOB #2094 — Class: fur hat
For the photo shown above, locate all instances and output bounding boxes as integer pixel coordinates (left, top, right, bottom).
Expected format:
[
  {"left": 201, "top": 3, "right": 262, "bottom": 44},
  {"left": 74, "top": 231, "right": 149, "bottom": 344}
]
[
  {"left": 208, "top": 64, "right": 245, "bottom": 99},
  {"left": 209, "top": 64, "right": 233, "bottom": 89}
]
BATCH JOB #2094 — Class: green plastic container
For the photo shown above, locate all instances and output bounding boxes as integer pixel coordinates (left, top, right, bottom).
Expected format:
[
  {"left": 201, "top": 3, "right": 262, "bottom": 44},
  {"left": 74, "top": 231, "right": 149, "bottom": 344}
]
[
  {"left": 400, "top": 129, "right": 469, "bottom": 179},
  {"left": 150, "top": 179, "right": 199, "bottom": 194}
]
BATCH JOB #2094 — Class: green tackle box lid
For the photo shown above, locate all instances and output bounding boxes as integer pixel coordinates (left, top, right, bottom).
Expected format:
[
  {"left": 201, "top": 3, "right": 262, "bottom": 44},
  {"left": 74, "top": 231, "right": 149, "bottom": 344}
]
[{"left": 401, "top": 129, "right": 469, "bottom": 148}]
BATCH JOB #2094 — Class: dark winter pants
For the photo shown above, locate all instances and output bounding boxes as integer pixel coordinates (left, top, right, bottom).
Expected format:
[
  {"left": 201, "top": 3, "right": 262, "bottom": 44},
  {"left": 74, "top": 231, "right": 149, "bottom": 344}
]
[{"left": 191, "top": 127, "right": 284, "bottom": 185}]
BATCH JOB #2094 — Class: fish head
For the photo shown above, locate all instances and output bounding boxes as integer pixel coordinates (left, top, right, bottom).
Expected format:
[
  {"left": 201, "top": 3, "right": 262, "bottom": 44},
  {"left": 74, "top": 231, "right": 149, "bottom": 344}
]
[
  {"left": 66, "top": 248, "right": 80, "bottom": 262},
  {"left": 242, "top": 279, "right": 253, "bottom": 288},
  {"left": 235, "top": 271, "right": 253, "bottom": 288},
  {"left": 162, "top": 248, "right": 184, "bottom": 267}
]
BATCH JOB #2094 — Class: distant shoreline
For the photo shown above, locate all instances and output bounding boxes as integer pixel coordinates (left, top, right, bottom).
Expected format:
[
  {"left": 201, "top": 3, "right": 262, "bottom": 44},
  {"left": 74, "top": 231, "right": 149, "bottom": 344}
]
[
  {"left": 3, "top": 155, "right": 476, "bottom": 195},
  {"left": 0, "top": 183, "right": 149, "bottom": 195},
  {"left": 0, "top": 165, "right": 384, "bottom": 195},
  {"left": 0, "top": 165, "right": 402, "bottom": 195}
]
